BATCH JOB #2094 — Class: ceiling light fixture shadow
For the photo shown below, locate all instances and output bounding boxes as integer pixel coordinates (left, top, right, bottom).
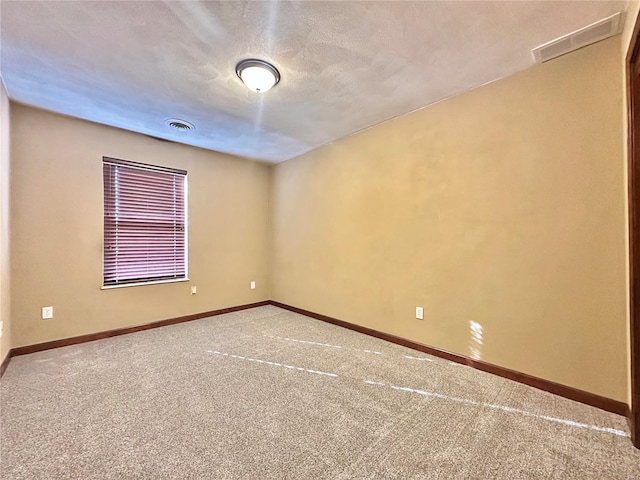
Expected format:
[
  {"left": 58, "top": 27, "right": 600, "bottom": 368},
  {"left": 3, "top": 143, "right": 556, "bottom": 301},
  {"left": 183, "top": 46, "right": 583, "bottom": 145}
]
[{"left": 236, "top": 59, "right": 280, "bottom": 93}]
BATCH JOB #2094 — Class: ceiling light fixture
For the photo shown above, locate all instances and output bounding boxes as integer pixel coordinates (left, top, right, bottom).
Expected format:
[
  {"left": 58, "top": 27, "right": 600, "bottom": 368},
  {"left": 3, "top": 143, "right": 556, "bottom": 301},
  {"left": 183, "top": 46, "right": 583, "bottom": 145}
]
[{"left": 236, "top": 59, "right": 280, "bottom": 93}]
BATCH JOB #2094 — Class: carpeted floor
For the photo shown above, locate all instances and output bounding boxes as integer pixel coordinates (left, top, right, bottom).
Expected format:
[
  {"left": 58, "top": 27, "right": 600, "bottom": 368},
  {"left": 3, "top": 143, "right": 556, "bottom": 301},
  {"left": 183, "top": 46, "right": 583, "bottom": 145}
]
[{"left": 1, "top": 305, "right": 639, "bottom": 479}]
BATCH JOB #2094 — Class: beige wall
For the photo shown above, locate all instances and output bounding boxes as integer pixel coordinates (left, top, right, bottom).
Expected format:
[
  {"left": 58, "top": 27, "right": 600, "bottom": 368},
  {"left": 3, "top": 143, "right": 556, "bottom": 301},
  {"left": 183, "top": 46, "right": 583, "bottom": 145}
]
[
  {"left": 622, "top": 4, "right": 640, "bottom": 55},
  {"left": 271, "top": 36, "right": 628, "bottom": 402},
  {"left": 10, "top": 105, "right": 271, "bottom": 347},
  {"left": 0, "top": 78, "right": 11, "bottom": 363}
]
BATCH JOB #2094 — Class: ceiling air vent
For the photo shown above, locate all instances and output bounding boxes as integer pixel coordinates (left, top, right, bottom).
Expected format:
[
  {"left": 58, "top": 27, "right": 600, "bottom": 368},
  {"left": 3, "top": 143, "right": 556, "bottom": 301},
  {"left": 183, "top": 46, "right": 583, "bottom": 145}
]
[
  {"left": 165, "top": 118, "right": 195, "bottom": 132},
  {"left": 532, "top": 12, "right": 624, "bottom": 63}
]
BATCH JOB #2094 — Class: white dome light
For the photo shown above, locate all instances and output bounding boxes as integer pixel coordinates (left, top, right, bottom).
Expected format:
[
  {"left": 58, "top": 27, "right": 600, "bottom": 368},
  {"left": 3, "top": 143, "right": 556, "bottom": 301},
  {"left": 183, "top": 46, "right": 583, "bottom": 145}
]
[{"left": 236, "top": 59, "right": 280, "bottom": 93}]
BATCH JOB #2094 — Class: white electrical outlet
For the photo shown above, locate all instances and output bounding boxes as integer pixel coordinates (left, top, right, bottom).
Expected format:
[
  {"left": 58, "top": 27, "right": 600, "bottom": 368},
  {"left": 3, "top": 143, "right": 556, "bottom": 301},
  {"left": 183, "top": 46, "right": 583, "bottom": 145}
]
[
  {"left": 191, "top": 286, "right": 197, "bottom": 295},
  {"left": 0, "top": 321, "right": 3, "bottom": 338},
  {"left": 42, "top": 306, "right": 53, "bottom": 320},
  {"left": 250, "top": 281, "right": 256, "bottom": 290},
  {"left": 416, "top": 306, "right": 424, "bottom": 320}
]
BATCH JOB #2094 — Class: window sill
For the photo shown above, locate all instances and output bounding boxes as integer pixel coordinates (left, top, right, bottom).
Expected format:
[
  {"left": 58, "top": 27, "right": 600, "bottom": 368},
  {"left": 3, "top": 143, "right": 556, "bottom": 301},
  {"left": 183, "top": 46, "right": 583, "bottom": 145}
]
[{"left": 101, "top": 278, "right": 190, "bottom": 290}]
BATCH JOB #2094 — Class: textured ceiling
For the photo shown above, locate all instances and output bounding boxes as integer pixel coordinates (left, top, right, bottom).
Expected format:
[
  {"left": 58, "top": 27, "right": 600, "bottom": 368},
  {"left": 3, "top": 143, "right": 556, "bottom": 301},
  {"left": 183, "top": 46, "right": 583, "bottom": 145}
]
[{"left": 0, "top": 1, "right": 629, "bottom": 163}]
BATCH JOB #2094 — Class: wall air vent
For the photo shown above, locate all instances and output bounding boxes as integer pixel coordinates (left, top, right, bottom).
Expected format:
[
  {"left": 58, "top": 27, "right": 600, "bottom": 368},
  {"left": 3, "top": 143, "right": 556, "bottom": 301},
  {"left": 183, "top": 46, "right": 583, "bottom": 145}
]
[
  {"left": 532, "top": 12, "right": 624, "bottom": 63},
  {"left": 165, "top": 118, "right": 195, "bottom": 132}
]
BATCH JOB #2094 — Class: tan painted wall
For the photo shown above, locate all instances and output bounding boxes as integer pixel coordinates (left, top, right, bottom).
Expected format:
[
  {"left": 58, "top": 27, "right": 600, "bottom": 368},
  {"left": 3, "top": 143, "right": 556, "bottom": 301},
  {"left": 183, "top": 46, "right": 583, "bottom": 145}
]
[
  {"left": 622, "top": 3, "right": 640, "bottom": 52},
  {"left": 622, "top": 0, "right": 640, "bottom": 412},
  {"left": 0, "top": 78, "right": 11, "bottom": 363},
  {"left": 271, "top": 36, "right": 628, "bottom": 402},
  {"left": 10, "top": 105, "right": 270, "bottom": 347}
]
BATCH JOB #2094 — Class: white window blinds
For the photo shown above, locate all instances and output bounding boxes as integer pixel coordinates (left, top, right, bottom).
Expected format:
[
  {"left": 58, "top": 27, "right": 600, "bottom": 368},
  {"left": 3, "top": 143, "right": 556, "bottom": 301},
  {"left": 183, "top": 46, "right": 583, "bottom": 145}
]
[{"left": 103, "top": 157, "right": 187, "bottom": 286}]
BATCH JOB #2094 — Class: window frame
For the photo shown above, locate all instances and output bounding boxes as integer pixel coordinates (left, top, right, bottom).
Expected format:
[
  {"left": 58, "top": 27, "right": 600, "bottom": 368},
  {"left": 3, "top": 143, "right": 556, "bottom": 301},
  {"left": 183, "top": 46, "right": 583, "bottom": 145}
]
[{"left": 101, "top": 156, "right": 189, "bottom": 289}]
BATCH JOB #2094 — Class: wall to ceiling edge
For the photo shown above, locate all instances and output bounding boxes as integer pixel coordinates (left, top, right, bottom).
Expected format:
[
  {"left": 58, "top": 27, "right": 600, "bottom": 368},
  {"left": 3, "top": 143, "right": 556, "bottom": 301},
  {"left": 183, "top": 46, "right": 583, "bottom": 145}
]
[
  {"left": 271, "top": 35, "right": 629, "bottom": 402},
  {"left": 8, "top": 105, "right": 271, "bottom": 348}
]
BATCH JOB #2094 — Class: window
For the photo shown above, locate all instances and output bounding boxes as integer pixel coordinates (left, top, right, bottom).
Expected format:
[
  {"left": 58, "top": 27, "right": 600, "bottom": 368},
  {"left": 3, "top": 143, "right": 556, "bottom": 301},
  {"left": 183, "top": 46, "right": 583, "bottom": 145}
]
[{"left": 103, "top": 157, "right": 187, "bottom": 287}]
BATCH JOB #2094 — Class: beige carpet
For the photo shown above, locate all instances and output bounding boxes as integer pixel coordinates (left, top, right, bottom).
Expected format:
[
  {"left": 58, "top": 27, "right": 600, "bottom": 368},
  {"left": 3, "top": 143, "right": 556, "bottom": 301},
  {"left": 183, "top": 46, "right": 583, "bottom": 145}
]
[{"left": 1, "top": 305, "right": 639, "bottom": 479}]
